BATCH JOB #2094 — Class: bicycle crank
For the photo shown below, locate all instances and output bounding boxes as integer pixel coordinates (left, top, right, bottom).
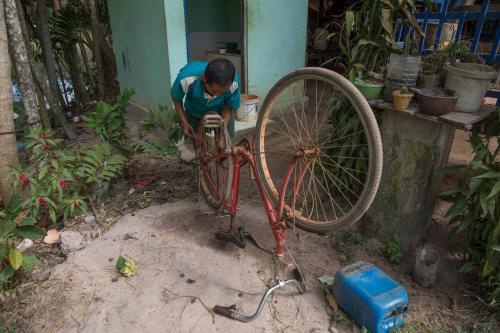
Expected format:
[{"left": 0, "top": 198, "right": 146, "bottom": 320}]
[{"left": 213, "top": 268, "right": 305, "bottom": 322}]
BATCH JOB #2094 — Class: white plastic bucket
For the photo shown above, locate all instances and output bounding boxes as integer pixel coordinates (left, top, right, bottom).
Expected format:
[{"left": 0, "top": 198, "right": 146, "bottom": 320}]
[{"left": 236, "top": 94, "right": 259, "bottom": 123}]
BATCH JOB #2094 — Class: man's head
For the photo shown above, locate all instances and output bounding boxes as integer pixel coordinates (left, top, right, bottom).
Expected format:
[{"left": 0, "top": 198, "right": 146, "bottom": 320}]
[{"left": 202, "top": 58, "right": 236, "bottom": 97}]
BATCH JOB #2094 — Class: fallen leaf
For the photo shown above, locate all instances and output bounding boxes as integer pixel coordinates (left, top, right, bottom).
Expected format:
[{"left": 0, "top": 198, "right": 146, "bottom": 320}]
[
  {"left": 43, "top": 229, "right": 60, "bottom": 244},
  {"left": 318, "top": 274, "right": 335, "bottom": 286},
  {"left": 128, "top": 188, "right": 136, "bottom": 195}
]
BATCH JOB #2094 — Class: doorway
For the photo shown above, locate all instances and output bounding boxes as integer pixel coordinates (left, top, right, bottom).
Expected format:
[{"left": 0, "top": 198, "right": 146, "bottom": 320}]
[{"left": 184, "top": 0, "right": 244, "bottom": 91}]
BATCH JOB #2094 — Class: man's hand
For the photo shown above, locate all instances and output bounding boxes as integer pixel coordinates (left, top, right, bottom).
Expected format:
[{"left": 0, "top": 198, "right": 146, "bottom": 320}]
[{"left": 182, "top": 121, "right": 196, "bottom": 139}]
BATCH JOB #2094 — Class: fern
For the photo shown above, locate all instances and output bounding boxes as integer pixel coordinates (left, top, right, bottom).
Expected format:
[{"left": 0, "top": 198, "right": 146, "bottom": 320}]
[
  {"left": 84, "top": 89, "right": 134, "bottom": 149},
  {"left": 75, "top": 143, "right": 126, "bottom": 185},
  {"left": 132, "top": 105, "right": 182, "bottom": 159}
]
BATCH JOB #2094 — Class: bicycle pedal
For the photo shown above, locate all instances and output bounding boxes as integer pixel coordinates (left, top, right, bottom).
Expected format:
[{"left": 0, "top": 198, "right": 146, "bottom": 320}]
[{"left": 215, "top": 227, "right": 246, "bottom": 249}]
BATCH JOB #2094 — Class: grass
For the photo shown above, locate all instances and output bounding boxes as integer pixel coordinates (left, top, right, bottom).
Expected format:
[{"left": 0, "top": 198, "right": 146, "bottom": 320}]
[{"left": 331, "top": 229, "right": 363, "bottom": 263}]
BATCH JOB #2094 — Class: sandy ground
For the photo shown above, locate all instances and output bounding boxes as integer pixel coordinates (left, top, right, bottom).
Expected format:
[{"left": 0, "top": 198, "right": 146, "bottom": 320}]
[{"left": 25, "top": 201, "right": 333, "bottom": 333}]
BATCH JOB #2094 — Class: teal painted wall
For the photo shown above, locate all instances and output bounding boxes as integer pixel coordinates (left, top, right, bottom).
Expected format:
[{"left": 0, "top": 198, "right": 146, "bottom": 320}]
[
  {"left": 108, "top": 0, "right": 187, "bottom": 110},
  {"left": 245, "top": 0, "right": 308, "bottom": 99},
  {"left": 164, "top": 0, "right": 188, "bottom": 84},
  {"left": 185, "top": 0, "right": 240, "bottom": 32}
]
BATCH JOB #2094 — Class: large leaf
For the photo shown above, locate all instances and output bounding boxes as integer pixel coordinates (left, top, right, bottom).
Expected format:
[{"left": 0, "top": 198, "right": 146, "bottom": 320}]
[
  {"left": 16, "top": 225, "right": 46, "bottom": 240},
  {"left": 0, "top": 267, "right": 15, "bottom": 282},
  {"left": 476, "top": 172, "right": 500, "bottom": 179},
  {"left": 486, "top": 181, "right": 500, "bottom": 200},
  {"left": 21, "top": 255, "right": 40, "bottom": 272},
  {"left": 0, "top": 220, "right": 16, "bottom": 238},
  {"left": 9, "top": 248, "right": 23, "bottom": 270},
  {"left": 446, "top": 197, "right": 467, "bottom": 220}
]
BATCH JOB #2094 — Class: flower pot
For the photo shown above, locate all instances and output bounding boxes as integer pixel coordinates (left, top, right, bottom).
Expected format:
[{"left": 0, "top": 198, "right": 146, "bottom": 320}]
[
  {"left": 444, "top": 62, "right": 497, "bottom": 112},
  {"left": 354, "top": 80, "right": 384, "bottom": 100},
  {"left": 392, "top": 90, "right": 414, "bottom": 110},
  {"left": 414, "top": 87, "right": 457, "bottom": 116},
  {"left": 383, "top": 79, "right": 415, "bottom": 102},
  {"left": 418, "top": 72, "right": 444, "bottom": 88}
]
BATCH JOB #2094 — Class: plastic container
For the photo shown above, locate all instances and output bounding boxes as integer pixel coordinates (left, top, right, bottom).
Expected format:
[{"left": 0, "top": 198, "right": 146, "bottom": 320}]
[
  {"left": 386, "top": 54, "right": 421, "bottom": 84},
  {"left": 392, "top": 90, "right": 414, "bottom": 111},
  {"left": 444, "top": 63, "right": 497, "bottom": 112},
  {"left": 354, "top": 79, "right": 385, "bottom": 100},
  {"left": 413, "top": 247, "right": 439, "bottom": 288},
  {"left": 332, "top": 262, "right": 408, "bottom": 333},
  {"left": 236, "top": 94, "right": 259, "bottom": 123}
]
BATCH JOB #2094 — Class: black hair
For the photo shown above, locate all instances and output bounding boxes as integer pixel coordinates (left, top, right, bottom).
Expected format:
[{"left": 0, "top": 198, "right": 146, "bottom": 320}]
[{"left": 204, "top": 58, "right": 235, "bottom": 86}]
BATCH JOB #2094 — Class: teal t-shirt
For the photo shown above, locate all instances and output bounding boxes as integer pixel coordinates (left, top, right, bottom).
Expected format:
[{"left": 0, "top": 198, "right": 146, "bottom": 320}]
[{"left": 171, "top": 61, "right": 241, "bottom": 119}]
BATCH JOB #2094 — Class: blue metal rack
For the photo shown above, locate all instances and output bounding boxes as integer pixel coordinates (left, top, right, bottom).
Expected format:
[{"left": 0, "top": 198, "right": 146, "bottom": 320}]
[{"left": 397, "top": 0, "right": 500, "bottom": 62}]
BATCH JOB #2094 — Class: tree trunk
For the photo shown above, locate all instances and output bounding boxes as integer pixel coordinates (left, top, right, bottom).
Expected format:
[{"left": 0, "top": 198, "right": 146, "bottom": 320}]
[
  {"left": 88, "top": 0, "right": 104, "bottom": 99},
  {"left": 0, "top": 0, "right": 19, "bottom": 205},
  {"left": 3, "top": 0, "right": 40, "bottom": 126},
  {"left": 36, "top": 0, "right": 76, "bottom": 139},
  {"left": 67, "top": 40, "right": 90, "bottom": 112},
  {"left": 52, "top": 0, "right": 60, "bottom": 11},
  {"left": 36, "top": 88, "right": 50, "bottom": 128},
  {"left": 79, "top": 41, "right": 95, "bottom": 93}
]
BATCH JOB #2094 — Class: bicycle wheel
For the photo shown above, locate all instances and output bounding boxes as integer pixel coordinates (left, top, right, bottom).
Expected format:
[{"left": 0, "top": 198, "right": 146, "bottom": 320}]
[
  {"left": 197, "top": 118, "right": 233, "bottom": 211},
  {"left": 255, "top": 68, "right": 382, "bottom": 233}
]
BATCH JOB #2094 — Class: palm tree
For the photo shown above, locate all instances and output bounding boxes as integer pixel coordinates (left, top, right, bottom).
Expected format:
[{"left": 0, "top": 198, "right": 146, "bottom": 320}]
[
  {"left": 36, "top": 0, "right": 76, "bottom": 139},
  {"left": 3, "top": 0, "right": 40, "bottom": 126},
  {"left": 0, "top": 0, "right": 19, "bottom": 204}
]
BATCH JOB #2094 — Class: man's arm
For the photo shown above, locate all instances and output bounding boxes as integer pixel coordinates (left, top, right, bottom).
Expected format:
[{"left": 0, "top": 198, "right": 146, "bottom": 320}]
[{"left": 173, "top": 99, "right": 195, "bottom": 139}]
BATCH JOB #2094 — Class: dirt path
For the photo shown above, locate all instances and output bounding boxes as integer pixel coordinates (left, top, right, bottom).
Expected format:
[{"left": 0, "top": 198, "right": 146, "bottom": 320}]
[{"left": 26, "top": 201, "right": 331, "bottom": 332}]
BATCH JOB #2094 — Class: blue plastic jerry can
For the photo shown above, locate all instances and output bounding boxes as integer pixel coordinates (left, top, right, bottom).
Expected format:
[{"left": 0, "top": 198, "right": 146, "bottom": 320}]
[{"left": 332, "top": 262, "right": 408, "bottom": 333}]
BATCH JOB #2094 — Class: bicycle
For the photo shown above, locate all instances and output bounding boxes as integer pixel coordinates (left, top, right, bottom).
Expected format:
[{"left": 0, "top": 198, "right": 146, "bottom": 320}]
[{"left": 195, "top": 68, "right": 383, "bottom": 321}]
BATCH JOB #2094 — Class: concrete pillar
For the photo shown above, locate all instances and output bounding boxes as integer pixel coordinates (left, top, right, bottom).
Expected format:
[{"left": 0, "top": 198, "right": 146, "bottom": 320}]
[{"left": 366, "top": 110, "right": 455, "bottom": 249}]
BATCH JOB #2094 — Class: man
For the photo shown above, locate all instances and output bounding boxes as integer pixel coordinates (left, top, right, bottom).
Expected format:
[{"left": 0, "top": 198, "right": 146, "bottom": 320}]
[{"left": 171, "top": 58, "right": 240, "bottom": 140}]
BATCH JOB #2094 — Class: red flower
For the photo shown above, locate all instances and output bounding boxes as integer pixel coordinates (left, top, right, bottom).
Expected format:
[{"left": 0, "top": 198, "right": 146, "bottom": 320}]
[
  {"left": 73, "top": 202, "right": 79, "bottom": 209},
  {"left": 40, "top": 133, "right": 46, "bottom": 140},
  {"left": 59, "top": 179, "right": 66, "bottom": 188},
  {"left": 19, "top": 174, "right": 29, "bottom": 186},
  {"left": 42, "top": 145, "right": 49, "bottom": 152},
  {"left": 38, "top": 197, "right": 46, "bottom": 206}
]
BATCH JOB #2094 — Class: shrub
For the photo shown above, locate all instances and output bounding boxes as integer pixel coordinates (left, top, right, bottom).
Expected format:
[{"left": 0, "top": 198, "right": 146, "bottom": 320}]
[{"left": 440, "top": 108, "right": 500, "bottom": 312}]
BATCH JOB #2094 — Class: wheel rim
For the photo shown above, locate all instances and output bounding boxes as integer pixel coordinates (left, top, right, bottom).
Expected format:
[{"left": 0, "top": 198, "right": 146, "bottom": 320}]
[
  {"left": 256, "top": 72, "right": 379, "bottom": 228},
  {"left": 197, "top": 125, "right": 231, "bottom": 209}
]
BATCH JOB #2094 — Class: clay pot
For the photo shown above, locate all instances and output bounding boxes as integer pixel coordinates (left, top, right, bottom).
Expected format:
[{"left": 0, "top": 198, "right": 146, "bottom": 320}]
[{"left": 392, "top": 90, "right": 414, "bottom": 111}]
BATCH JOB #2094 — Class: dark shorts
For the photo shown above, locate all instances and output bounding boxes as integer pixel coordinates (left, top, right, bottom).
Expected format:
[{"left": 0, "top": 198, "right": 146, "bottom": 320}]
[{"left": 186, "top": 111, "right": 235, "bottom": 137}]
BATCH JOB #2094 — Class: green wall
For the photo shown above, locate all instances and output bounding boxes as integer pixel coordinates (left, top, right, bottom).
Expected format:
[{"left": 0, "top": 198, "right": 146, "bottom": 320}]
[
  {"left": 185, "top": 0, "right": 240, "bottom": 32},
  {"left": 245, "top": 0, "right": 308, "bottom": 99},
  {"left": 108, "top": 0, "right": 187, "bottom": 110}
]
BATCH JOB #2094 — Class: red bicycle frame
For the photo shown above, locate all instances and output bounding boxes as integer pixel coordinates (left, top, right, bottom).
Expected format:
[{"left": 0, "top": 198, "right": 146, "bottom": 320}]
[{"left": 204, "top": 145, "right": 314, "bottom": 257}]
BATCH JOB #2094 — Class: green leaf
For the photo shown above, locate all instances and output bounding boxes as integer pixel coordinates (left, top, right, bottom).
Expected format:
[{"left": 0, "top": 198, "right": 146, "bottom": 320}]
[
  {"left": 468, "top": 177, "right": 484, "bottom": 197},
  {"left": 49, "top": 209, "right": 57, "bottom": 223},
  {"left": 21, "top": 255, "right": 40, "bottom": 272},
  {"left": 446, "top": 197, "right": 467, "bottom": 220},
  {"left": 16, "top": 226, "right": 46, "bottom": 240},
  {"left": 440, "top": 187, "right": 464, "bottom": 197},
  {"left": 486, "top": 181, "right": 500, "bottom": 200},
  {"left": 0, "top": 267, "right": 15, "bottom": 282},
  {"left": 458, "top": 261, "right": 476, "bottom": 273},
  {"left": 38, "top": 164, "right": 48, "bottom": 180},
  {"left": 435, "top": 165, "right": 466, "bottom": 174},
  {"left": 0, "top": 220, "right": 16, "bottom": 238},
  {"left": 0, "top": 246, "right": 7, "bottom": 258},
  {"left": 9, "top": 248, "right": 23, "bottom": 270},
  {"left": 476, "top": 172, "right": 500, "bottom": 179},
  {"left": 116, "top": 255, "right": 127, "bottom": 270},
  {"left": 20, "top": 217, "right": 37, "bottom": 226}
]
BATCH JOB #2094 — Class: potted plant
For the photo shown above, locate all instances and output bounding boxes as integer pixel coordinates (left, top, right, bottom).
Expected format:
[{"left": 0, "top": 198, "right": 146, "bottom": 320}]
[
  {"left": 392, "top": 87, "right": 414, "bottom": 110},
  {"left": 419, "top": 51, "right": 448, "bottom": 88},
  {"left": 384, "top": 35, "right": 421, "bottom": 102},
  {"left": 442, "top": 40, "right": 496, "bottom": 112}
]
